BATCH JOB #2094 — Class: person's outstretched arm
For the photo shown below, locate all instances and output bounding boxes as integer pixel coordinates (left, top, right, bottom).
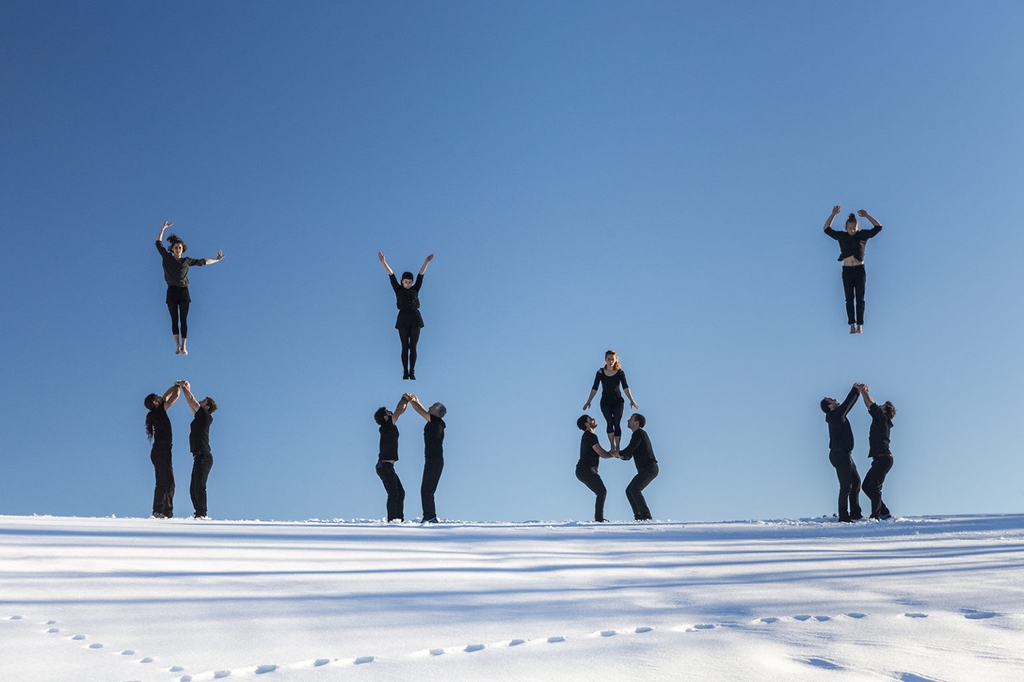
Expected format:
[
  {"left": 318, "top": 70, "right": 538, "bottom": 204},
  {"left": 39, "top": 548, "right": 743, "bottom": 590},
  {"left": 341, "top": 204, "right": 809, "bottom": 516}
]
[
  {"left": 618, "top": 430, "right": 642, "bottom": 461},
  {"left": 406, "top": 394, "right": 430, "bottom": 421},
  {"left": 179, "top": 381, "right": 200, "bottom": 414},
  {"left": 857, "top": 209, "right": 881, "bottom": 228},
  {"left": 156, "top": 222, "right": 172, "bottom": 251},
  {"left": 856, "top": 383, "right": 876, "bottom": 410},
  {"left": 392, "top": 395, "right": 411, "bottom": 423},
  {"left": 823, "top": 205, "right": 841, "bottom": 234},
  {"left": 162, "top": 384, "right": 181, "bottom": 410},
  {"left": 837, "top": 385, "right": 860, "bottom": 418},
  {"left": 202, "top": 250, "right": 225, "bottom": 265},
  {"left": 592, "top": 440, "right": 613, "bottom": 459},
  {"left": 419, "top": 254, "right": 434, "bottom": 276},
  {"left": 378, "top": 252, "right": 394, "bottom": 276}
]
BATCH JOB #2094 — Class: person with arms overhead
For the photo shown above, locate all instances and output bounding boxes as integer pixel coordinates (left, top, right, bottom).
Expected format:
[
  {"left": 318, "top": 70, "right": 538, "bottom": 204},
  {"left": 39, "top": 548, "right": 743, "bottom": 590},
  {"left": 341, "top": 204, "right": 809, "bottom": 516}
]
[
  {"left": 405, "top": 393, "right": 446, "bottom": 523},
  {"left": 583, "top": 350, "right": 639, "bottom": 453},
  {"left": 179, "top": 380, "right": 218, "bottom": 519},
  {"left": 821, "top": 384, "right": 863, "bottom": 522},
  {"left": 156, "top": 222, "right": 225, "bottom": 355},
  {"left": 374, "top": 395, "right": 411, "bottom": 522},
  {"left": 144, "top": 383, "right": 181, "bottom": 518},
  {"left": 823, "top": 206, "right": 883, "bottom": 334},
  {"left": 378, "top": 252, "right": 434, "bottom": 379},
  {"left": 855, "top": 383, "right": 897, "bottom": 520},
  {"left": 576, "top": 414, "right": 615, "bottom": 522},
  {"left": 618, "top": 413, "right": 659, "bottom": 521}
]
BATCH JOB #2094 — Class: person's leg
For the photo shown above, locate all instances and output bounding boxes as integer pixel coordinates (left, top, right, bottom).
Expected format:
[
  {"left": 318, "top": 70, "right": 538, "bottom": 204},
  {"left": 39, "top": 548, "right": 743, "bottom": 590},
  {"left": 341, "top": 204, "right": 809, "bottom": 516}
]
[
  {"left": 576, "top": 466, "right": 608, "bottom": 521},
  {"left": 829, "top": 449, "right": 861, "bottom": 520},
  {"left": 864, "top": 455, "right": 893, "bottom": 518},
  {"left": 151, "top": 445, "right": 175, "bottom": 517},
  {"left": 189, "top": 455, "right": 212, "bottom": 518},
  {"left": 849, "top": 460, "right": 863, "bottom": 519},
  {"left": 421, "top": 458, "right": 444, "bottom": 521},
  {"left": 376, "top": 462, "right": 405, "bottom": 521},
  {"left": 841, "top": 267, "right": 857, "bottom": 328},
  {"left": 625, "top": 464, "right": 659, "bottom": 520},
  {"left": 398, "top": 328, "right": 411, "bottom": 378},
  {"left": 407, "top": 326, "right": 421, "bottom": 378},
  {"left": 179, "top": 300, "right": 190, "bottom": 354},
  {"left": 853, "top": 266, "right": 866, "bottom": 328},
  {"left": 167, "top": 301, "right": 181, "bottom": 352},
  {"left": 599, "top": 401, "right": 616, "bottom": 450}
]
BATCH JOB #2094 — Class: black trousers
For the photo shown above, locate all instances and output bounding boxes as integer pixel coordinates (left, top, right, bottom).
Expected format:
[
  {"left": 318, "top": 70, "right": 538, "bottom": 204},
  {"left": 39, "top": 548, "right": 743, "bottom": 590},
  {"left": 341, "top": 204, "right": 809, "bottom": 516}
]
[
  {"left": 626, "top": 463, "right": 659, "bottom": 520},
  {"left": 600, "top": 397, "right": 625, "bottom": 437},
  {"left": 575, "top": 464, "right": 607, "bottom": 521},
  {"left": 150, "top": 443, "right": 175, "bottom": 517},
  {"left": 421, "top": 457, "right": 444, "bottom": 521},
  {"left": 190, "top": 453, "right": 213, "bottom": 517},
  {"left": 376, "top": 461, "right": 405, "bottom": 521},
  {"left": 166, "top": 286, "right": 191, "bottom": 337},
  {"left": 829, "top": 448, "right": 862, "bottom": 520},
  {"left": 397, "top": 326, "right": 421, "bottom": 373},
  {"left": 862, "top": 454, "right": 893, "bottom": 518},
  {"left": 841, "top": 265, "right": 866, "bottom": 326}
]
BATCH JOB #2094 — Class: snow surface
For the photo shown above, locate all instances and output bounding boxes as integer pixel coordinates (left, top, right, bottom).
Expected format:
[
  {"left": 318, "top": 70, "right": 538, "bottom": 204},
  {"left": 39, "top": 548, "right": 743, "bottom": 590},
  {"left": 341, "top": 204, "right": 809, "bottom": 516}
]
[{"left": 2, "top": 514, "right": 1023, "bottom": 681}]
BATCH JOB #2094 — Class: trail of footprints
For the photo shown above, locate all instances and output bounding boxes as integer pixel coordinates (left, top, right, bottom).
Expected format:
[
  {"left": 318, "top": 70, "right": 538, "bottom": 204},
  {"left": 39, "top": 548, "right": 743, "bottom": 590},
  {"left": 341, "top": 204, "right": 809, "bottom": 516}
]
[{"left": 5, "top": 608, "right": 1004, "bottom": 681}]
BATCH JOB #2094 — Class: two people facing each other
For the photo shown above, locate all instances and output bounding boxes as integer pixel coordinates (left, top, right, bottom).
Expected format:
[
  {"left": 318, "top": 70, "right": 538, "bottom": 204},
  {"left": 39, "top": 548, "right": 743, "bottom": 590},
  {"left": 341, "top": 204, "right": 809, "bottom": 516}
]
[
  {"left": 155, "top": 222, "right": 225, "bottom": 356},
  {"left": 822, "top": 207, "right": 883, "bottom": 334},
  {"left": 374, "top": 392, "right": 446, "bottom": 523},
  {"left": 144, "top": 380, "right": 219, "bottom": 519},
  {"left": 378, "top": 252, "right": 434, "bottom": 380},
  {"left": 576, "top": 412, "right": 659, "bottom": 522},
  {"left": 821, "top": 383, "right": 896, "bottom": 522},
  {"left": 582, "top": 350, "right": 639, "bottom": 453}
]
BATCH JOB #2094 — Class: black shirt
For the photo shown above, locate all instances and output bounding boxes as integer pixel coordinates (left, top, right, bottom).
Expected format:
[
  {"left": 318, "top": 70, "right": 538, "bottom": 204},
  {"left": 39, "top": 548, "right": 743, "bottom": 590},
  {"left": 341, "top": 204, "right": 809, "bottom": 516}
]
[
  {"left": 424, "top": 417, "right": 445, "bottom": 460},
  {"left": 156, "top": 240, "right": 205, "bottom": 288},
  {"left": 825, "top": 387, "right": 859, "bottom": 452},
  {"left": 189, "top": 406, "right": 213, "bottom": 456},
  {"left": 592, "top": 369, "right": 628, "bottom": 400},
  {"left": 578, "top": 431, "right": 600, "bottom": 469},
  {"left": 824, "top": 225, "right": 883, "bottom": 263},
  {"left": 151, "top": 408, "right": 172, "bottom": 444},
  {"left": 619, "top": 428, "right": 657, "bottom": 470},
  {"left": 389, "top": 273, "right": 424, "bottom": 329},
  {"left": 379, "top": 421, "right": 399, "bottom": 461},
  {"left": 867, "top": 402, "right": 893, "bottom": 457}
]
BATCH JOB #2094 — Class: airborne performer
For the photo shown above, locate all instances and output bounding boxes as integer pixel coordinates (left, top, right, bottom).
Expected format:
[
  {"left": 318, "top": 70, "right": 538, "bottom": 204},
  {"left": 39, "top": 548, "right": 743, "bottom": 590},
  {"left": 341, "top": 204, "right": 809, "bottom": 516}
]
[
  {"left": 823, "top": 206, "right": 883, "bottom": 334},
  {"left": 378, "top": 252, "right": 434, "bottom": 379},
  {"left": 583, "top": 350, "right": 639, "bottom": 453},
  {"left": 155, "top": 222, "right": 225, "bottom": 355}
]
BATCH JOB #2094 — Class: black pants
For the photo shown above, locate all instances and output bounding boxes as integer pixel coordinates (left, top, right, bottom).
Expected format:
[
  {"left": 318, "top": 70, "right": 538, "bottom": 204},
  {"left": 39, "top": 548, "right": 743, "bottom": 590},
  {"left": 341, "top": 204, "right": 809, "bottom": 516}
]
[
  {"left": 190, "top": 453, "right": 213, "bottom": 517},
  {"left": 376, "top": 461, "right": 405, "bottom": 521},
  {"left": 166, "top": 286, "right": 191, "bottom": 338},
  {"left": 575, "top": 464, "right": 607, "bottom": 521},
  {"left": 626, "top": 463, "right": 659, "bottom": 520},
  {"left": 397, "top": 326, "right": 421, "bottom": 374},
  {"left": 421, "top": 457, "right": 444, "bottom": 521},
  {"left": 862, "top": 454, "right": 893, "bottom": 518},
  {"left": 600, "top": 397, "right": 625, "bottom": 438},
  {"left": 150, "top": 443, "right": 175, "bottom": 518},
  {"left": 841, "top": 265, "right": 866, "bottom": 326},
  {"left": 829, "top": 448, "right": 862, "bottom": 520}
]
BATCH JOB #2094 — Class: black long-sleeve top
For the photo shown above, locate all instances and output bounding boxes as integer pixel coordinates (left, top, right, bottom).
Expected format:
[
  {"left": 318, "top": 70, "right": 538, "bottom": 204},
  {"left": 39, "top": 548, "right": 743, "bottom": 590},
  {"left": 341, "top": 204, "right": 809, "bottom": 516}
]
[
  {"left": 150, "top": 408, "right": 172, "bottom": 444},
  {"left": 189, "top": 406, "right": 213, "bottom": 456},
  {"left": 378, "top": 421, "right": 400, "bottom": 461},
  {"left": 824, "top": 225, "right": 883, "bottom": 263},
  {"left": 592, "top": 369, "right": 629, "bottom": 401},
  {"left": 156, "top": 240, "right": 206, "bottom": 288},
  {"left": 423, "top": 417, "right": 445, "bottom": 460},
  {"left": 867, "top": 403, "right": 893, "bottom": 457},
  {"left": 578, "top": 431, "right": 601, "bottom": 470},
  {"left": 389, "top": 273, "right": 424, "bottom": 329},
  {"left": 619, "top": 428, "right": 657, "bottom": 470},
  {"left": 825, "top": 387, "right": 859, "bottom": 451}
]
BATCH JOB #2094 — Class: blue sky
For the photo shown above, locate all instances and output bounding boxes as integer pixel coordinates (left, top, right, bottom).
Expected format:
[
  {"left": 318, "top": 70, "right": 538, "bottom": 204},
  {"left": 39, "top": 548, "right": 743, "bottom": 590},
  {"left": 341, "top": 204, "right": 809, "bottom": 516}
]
[{"left": 2, "top": 1, "right": 1023, "bottom": 522}]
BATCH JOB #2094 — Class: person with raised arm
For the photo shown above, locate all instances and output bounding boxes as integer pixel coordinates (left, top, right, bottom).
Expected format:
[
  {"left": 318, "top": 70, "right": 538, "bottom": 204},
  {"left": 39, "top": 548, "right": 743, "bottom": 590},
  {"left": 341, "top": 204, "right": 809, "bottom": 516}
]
[
  {"left": 374, "top": 395, "right": 411, "bottom": 522},
  {"left": 855, "top": 383, "right": 897, "bottom": 520},
  {"left": 821, "top": 384, "right": 863, "bottom": 522},
  {"left": 576, "top": 414, "right": 616, "bottom": 522},
  {"left": 823, "top": 206, "right": 883, "bottom": 334},
  {"left": 583, "top": 350, "right": 639, "bottom": 453},
  {"left": 378, "top": 252, "right": 434, "bottom": 379},
  {"left": 178, "top": 380, "right": 218, "bottom": 519},
  {"left": 143, "top": 383, "right": 181, "bottom": 518},
  {"left": 617, "top": 413, "right": 659, "bottom": 521},
  {"left": 405, "top": 393, "right": 447, "bottom": 523},
  {"left": 156, "top": 222, "right": 225, "bottom": 355}
]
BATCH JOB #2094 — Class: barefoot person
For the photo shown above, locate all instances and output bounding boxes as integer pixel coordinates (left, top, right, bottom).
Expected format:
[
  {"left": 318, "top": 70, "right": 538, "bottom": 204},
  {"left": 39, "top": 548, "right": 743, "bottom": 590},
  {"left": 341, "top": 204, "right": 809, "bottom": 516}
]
[
  {"left": 156, "top": 222, "right": 225, "bottom": 355},
  {"left": 406, "top": 394, "right": 446, "bottom": 523},
  {"left": 618, "top": 413, "right": 659, "bottom": 521},
  {"left": 144, "top": 383, "right": 181, "bottom": 518},
  {"left": 823, "top": 207, "right": 883, "bottom": 334},
  {"left": 374, "top": 395, "right": 411, "bottom": 522},
  {"left": 583, "top": 350, "right": 639, "bottom": 452},
  {"left": 576, "top": 415, "right": 615, "bottom": 522},
  {"left": 378, "top": 252, "right": 434, "bottom": 379},
  {"left": 856, "top": 383, "right": 897, "bottom": 520},
  {"left": 179, "top": 380, "right": 217, "bottom": 519},
  {"left": 821, "top": 385, "right": 864, "bottom": 522}
]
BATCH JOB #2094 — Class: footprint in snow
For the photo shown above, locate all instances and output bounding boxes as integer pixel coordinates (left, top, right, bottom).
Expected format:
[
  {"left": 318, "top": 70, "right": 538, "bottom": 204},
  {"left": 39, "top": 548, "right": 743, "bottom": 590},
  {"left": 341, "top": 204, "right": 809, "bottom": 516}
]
[
  {"left": 904, "top": 613, "right": 928, "bottom": 619},
  {"left": 9, "top": 615, "right": 23, "bottom": 620},
  {"left": 45, "top": 620, "right": 56, "bottom": 625},
  {"left": 961, "top": 608, "right": 998, "bottom": 620},
  {"left": 88, "top": 643, "right": 103, "bottom": 649},
  {"left": 313, "top": 659, "right": 330, "bottom": 667},
  {"left": 898, "top": 673, "right": 943, "bottom": 682},
  {"left": 635, "top": 626, "right": 652, "bottom": 633},
  {"left": 71, "top": 634, "right": 86, "bottom": 640},
  {"left": 169, "top": 665, "right": 184, "bottom": 672},
  {"left": 430, "top": 649, "right": 445, "bottom": 656},
  {"left": 759, "top": 617, "right": 779, "bottom": 624},
  {"left": 255, "top": 664, "right": 278, "bottom": 674},
  {"left": 600, "top": 630, "right": 617, "bottom": 637},
  {"left": 547, "top": 636, "right": 565, "bottom": 643},
  {"left": 47, "top": 628, "right": 60, "bottom": 633},
  {"left": 213, "top": 671, "right": 231, "bottom": 679},
  {"left": 693, "top": 624, "right": 715, "bottom": 630},
  {"left": 814, "top": 616, "right": 831, "bottom": 622},
  {"left": 465, "top": 644, "right": 485, "bottom": 653},
  {"left": 354, "top": 656, "right": 374, "bottom": 665},
  {"left": 508, "top": 639, "right": 525, "bottom": 647},
  {"left": 845, "top": 613, "right": 866, "bottom": 619},
  {"left": 139, "top": 657, "right": 153, "bottom": 663},
  {"left": 803, "top": 657, "right": 843, "bottom": 670}
]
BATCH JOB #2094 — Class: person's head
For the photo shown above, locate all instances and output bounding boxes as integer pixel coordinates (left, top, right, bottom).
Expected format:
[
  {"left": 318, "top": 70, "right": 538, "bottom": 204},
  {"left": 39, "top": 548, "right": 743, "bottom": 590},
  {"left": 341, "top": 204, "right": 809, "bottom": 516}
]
[
  {"left": 144, "top": 393, "right": 163, "bottom": 411},
  {"left": 429, "top": 402, "right": 447, "bottom": 419},
  {"left": 374, "top": 406, "right": 392, "bottom": 425},
  {"left": 882, "top": 401, "right": 897, "bottom": 419},
  {"left": 628, "top": 413, "right": 646, "bottom": 430},
  {"left": 604, "top": 350, "right": 621, "bottom": 371},
  {"left": 167, "top": 233, "right": 188, "bottom": 257},
  {"left": 821, "top": 397, "right": 841, "bottom": 413},
  {"left": 401, "top": 271, "right": 415, "bottom": 289},
  {"left": 844, "top": 213, "right": 859, "bottom": 235},
  {"left": 577, "top": 414, "right": 595, "bottom": 431},
  {"left": 201, "top": 397, "right": 218, "bottom": 414}
]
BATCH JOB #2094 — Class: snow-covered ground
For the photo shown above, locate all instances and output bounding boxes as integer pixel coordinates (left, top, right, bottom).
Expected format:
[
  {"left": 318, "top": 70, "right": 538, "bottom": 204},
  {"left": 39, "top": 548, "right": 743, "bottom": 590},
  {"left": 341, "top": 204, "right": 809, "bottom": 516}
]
[{"left": 2, "top": 514, "right": 1022, "bottom": 682}]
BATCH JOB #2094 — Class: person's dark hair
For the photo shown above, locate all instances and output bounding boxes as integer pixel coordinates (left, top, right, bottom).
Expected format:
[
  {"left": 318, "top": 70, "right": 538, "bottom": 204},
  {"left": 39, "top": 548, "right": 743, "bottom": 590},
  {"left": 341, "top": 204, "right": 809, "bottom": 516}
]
[
  {"left": 374, "top": 406, "right": 389, "bottom": 426},
  {"left": 820, "top": 398, "right": 835, "bottom": 413},
  {"left": 401, "top": 271, "right": 415, "bottom": 282},
  {"left": 167, "top": 233, "right": 188, "bottom": 253},
  {"left": 577, "top": 414, "right": 591, "bottom": 431},
  {"left": 845, "top": 213, "right": 857, "bottom": 225},
  {"left": 882, "top": 401, "right": 897, "bottom": 419},
  {"left": 144, "top": 393, "right": 161, "bottom": 442},
  {"left": 631, "top": 413, "right": 646, "bottom": 428},
  {"left": 204, "top": 397, "right": 218, "bottom": 414}
]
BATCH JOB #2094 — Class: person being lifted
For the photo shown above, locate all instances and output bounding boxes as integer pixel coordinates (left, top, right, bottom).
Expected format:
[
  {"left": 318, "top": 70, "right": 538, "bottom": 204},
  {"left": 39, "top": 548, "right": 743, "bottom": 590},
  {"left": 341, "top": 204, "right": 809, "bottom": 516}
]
[{"left": 823, "top": 206, "right": 883, "bottom": 334}]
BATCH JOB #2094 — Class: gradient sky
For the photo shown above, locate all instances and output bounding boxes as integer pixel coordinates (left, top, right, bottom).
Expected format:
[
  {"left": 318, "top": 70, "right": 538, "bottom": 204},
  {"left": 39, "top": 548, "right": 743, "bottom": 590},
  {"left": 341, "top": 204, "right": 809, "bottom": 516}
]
[{"left": 2, "top": 1, "right": 1023, "bottom": 522}]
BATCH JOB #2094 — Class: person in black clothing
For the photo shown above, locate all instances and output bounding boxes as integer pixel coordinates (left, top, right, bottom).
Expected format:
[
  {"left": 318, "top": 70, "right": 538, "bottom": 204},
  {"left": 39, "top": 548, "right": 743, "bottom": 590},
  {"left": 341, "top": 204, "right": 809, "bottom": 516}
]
[
  {"left": 618, "top": 413, "right": 659, "bottom": 521},
  {"left": 144, "top": 383, "right": 182, "bottom": 518},
  {"left": 856, "top": 383, "right": 897, "bottom": 520},
  {"left": 378, "top": 252, "right": 434, "bottom": 379},
  {"left": 576, "top": 415, "right": 615, "bottom": 522},
  {"left": 179, "top": 380, "right": 218, "bottom": 519},
  {"left": 156, "top": 222, "right": 225, "bottom": 355},
  {"left": 583, "top": 350, "right": 639, "bottom": 452},
  {"left": 823, "top": 207, "right": 883, "bottom": 334},
  {"left": 405, "top": 393, "right": 446, "bottom": 523},
  {"left": 374, "top": 395, "right": 411, "bottom": 522},
  {"left": 821, "top": 385, "right": 863, "bottom": 522}
]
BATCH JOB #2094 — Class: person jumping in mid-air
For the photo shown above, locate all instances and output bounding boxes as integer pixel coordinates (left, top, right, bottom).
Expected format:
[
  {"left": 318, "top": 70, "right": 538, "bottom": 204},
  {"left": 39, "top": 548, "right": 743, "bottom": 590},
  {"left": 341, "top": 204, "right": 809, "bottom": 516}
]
[
  {"left": 855, "top": 383, "right": 897, "bottom": 520},
  {"left": 583, "top": 350, "right": 639, "bottom": 453},
  {"left": 823, "top": 206, "right": 883, "bottom": 334},
  {"left": 156, "top": 222, "right": 224, "bottom": 355},
  {"left": 378, "top": 252, "right": 434, "bottom": 379}
]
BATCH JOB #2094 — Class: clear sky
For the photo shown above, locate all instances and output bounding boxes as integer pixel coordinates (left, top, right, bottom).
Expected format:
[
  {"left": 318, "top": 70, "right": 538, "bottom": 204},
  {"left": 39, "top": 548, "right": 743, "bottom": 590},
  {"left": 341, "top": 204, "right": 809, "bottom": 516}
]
[{"left": 2, "top": 1, "right": 1023, "bottom": 522}]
